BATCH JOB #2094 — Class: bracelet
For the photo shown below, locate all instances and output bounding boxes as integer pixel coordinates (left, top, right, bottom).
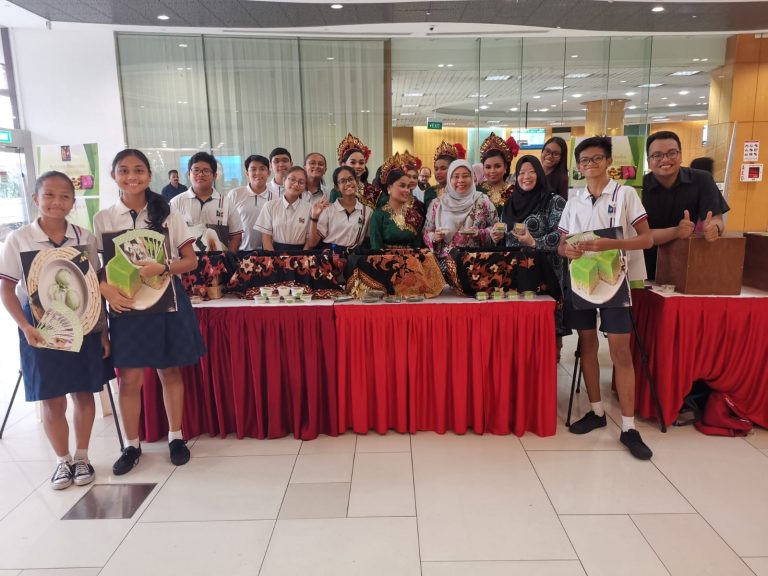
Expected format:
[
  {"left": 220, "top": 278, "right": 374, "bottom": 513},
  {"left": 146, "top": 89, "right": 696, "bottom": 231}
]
[
  {"left": 164, "top": 262, "right": 171, "bottom": 275},
  {"left": 310, "top": 217, "right": 319, "bottom": 223}
]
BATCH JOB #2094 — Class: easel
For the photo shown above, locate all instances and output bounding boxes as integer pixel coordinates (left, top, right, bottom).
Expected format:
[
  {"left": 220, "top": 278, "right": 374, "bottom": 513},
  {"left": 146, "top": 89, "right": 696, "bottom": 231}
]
[{"left": 0, "top": 370, "right": 125, "bottom": 449}]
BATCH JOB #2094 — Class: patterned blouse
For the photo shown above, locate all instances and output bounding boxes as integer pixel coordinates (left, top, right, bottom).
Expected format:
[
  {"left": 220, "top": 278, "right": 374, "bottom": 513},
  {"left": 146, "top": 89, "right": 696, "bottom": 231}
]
[{"left": 423, "top": 194, "right": 499, "bottom": 260}]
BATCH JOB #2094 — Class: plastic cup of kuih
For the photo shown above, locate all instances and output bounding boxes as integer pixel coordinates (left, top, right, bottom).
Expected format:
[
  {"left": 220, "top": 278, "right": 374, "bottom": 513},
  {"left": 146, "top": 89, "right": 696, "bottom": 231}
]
[
  {"left": 291, "top": 286, "right": 304, "bottom": 297},
  {"left": 277, "top": 286, "right": 291, "bottom": 297},
  {"left": 260, "top": 287, "right": 273, "bottom": 298}
]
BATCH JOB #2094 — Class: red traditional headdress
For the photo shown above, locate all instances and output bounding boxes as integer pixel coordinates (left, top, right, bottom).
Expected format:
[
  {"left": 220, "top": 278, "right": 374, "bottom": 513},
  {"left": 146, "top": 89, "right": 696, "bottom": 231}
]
[
  {"left": 480, "top": 132, "right": 513, "bottom": 163},
  {"left": 433, "top": 141, "right": 461, "bottom": 163},
  {"left": 337, "top": 133, "right": 372, "bottom": 165},
  {"left": 400, "top": 149, "right": 422, "bottom": 171}
]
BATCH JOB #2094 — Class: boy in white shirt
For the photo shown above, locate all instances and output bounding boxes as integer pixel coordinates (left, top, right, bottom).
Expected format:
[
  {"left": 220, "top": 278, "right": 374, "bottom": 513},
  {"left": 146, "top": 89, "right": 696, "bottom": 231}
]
[
  {"left": 557, "top": 136, "right": 654, "bottom": 460},
  {"left": 227, "top": 154, "right": 273, "bottom": 250}
]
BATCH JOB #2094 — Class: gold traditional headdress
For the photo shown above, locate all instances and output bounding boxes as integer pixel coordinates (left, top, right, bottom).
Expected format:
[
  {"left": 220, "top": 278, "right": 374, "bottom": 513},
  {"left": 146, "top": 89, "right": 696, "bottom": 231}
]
[
  {"left": 380, "top": 152, "right": 404, "bottom": 186},
  {"left": 480, "top": 132, "right": 512, "bottom": 163},
  {"left": 400, "top": 150, "right": 422, "bottom": 171},
  {"left": 337, "top": 133, "right": 372, "bottom": 165},
  {"left": 433, "top": 141, "right": 460, "bottom": 163}
]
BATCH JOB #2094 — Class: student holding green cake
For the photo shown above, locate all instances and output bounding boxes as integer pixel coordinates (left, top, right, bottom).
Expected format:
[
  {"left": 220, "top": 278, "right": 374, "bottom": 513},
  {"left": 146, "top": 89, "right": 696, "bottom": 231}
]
[
  {"left": 557, "top": 136, "right": 654, "bottom": 460},
  {"left": 95, "top": 149, "right": 205, "bottom": 475}
]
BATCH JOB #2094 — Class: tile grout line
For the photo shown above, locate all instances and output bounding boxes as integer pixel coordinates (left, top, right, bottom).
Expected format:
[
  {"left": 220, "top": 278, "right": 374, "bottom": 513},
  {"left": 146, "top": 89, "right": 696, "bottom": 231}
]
[
  {"left": 627, "top": 514, "right": 673, "bottom": 576},
  {"left": 345, "top": 434, "right": 358, "bottom": 518},
  {"left": 409, "top": 433, "right": 423, "bottom": 576},
  {"left": 256, "top": 438, "right": 302, "bottom": 576},
  {"left": 522, "top": 437, "right": 588, "bottom": 575}
]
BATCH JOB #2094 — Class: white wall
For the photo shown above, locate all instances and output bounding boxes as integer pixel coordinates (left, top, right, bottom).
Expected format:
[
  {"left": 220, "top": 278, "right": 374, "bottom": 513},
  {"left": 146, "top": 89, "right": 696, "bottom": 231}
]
[{"left": 10, "top": 27, "right": 125, "bottom": 207}]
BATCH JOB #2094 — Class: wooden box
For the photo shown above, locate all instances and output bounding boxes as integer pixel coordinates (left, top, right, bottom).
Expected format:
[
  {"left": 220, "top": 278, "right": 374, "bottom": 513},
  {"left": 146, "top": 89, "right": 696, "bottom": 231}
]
[
  {"left": 743, "top": 233, "right": 768, "bottom": 291},
  {"left": 656, "top": 235, "right": 745, "bottom": 295}
]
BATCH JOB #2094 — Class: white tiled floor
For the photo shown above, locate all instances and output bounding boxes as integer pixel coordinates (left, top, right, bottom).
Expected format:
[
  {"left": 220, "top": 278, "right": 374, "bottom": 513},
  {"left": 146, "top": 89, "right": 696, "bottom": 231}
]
[{"left": 0, "top": 322, "right": 766, "bottom": 575}]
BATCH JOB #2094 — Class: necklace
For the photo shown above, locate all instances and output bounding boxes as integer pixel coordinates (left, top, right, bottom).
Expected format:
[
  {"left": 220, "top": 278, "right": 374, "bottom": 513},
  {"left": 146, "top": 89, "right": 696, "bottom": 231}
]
[{"left": 482, "top": 181, "right": 510, "bottom": 207}]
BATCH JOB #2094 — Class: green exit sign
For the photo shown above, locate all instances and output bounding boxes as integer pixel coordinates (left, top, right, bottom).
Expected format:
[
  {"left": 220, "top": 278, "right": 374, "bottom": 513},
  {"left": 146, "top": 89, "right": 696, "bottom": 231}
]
[
  {"left": 427, "top": 120, "right": 443, "bottom": 130},
  {"left": 0, "top": 130, "right": 11, "bottom": 144}
]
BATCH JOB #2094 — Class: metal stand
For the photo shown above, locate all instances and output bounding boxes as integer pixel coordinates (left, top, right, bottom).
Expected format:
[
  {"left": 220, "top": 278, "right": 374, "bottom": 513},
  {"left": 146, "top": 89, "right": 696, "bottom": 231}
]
[
  {"left": 630, "top": 313, "right": 667, "bottom": 433},
  {"left": 0, "top": 371, "right": 126, "bottom": 447},
  {"left": 0, "top": 371, "right": 22, "bottom": 439},
  {"left": 565, "top": 341, "right": 583, "bottom": 427}
]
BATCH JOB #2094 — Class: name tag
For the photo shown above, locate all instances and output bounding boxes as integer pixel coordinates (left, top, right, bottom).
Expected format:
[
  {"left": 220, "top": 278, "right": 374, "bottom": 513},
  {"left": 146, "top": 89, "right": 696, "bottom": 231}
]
[
  {"left": 216, "top": 210, "right": 224, "bottom": 218},
  {"left": 607, "top": 202, "right": 616, "bottom": 214}
]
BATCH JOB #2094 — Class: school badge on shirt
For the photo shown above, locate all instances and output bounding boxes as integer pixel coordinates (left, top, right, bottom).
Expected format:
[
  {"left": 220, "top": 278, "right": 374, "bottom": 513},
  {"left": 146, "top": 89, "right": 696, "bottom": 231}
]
[{"left": 299, "top": 217, "right": 306, "bottom": 224}]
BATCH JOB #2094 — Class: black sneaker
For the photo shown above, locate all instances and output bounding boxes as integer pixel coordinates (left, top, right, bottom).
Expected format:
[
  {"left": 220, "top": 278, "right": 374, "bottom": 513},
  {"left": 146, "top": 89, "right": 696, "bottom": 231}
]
[
  {"left": 169, "top": 439, "right": 190, "bottom": 466},
  {"left": 113, "top": 446, "right": 141, "bottom": 476},
  {"left": 51, "top": 461, "right": 73, "bottom": 490},
  {"left": 568, "top": 410, "right": 607, "bottom": 434},
  {"left": 620, "top": 429, "right": 653, "bottom": 460}
]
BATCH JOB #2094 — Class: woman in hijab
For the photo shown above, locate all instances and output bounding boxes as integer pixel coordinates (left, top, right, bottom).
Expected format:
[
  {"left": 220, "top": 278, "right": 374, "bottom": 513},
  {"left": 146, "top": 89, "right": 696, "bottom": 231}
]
[
  {"left": 423, "top": 159, "right": 499, "bottom": 260},
  {"left": 492, "top": 154, "right": 569, "bottom": 355}
]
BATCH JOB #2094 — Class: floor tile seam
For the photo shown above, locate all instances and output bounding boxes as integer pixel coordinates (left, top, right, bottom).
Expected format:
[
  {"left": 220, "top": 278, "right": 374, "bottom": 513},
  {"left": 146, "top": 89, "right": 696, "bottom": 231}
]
[
  {"left": 190, "top": 453, "right": 302, "bottom": 459},
  {"left": 630, "top": 512, "right": 762, "bottom": 575},
  {"left": 137, "top": 517, "right": 281, "bottom": 524},
  {"left": 354, "top": 450, "right": 412, "bottom": 454},
  {"left": 741, "top": 435, "right": 768, "bottom": 455},
  {"left": 409, "top": 434, "right": 423, "bottom": 576},
  {"left": 627, "top": 513, "right": 674, "bottom": 576},
  {"left": 557, "top": 512, "right": 698, "bottom": 516},
  {"left": 521, "top": 438, "right": 584, "bottom": 570},
  {"left": 345, "top": 435, "right": 358, "bottom": 518},
  {"left": 256, "top": 445, "right": 301, "bottom": 576},
  {"left": 98, "top": 465, "right": 180, "bottom": 572},
  {"left": 523, "top": 448, "right": 623, "bottom": 452},
  {"left": 420, "top": 558, "right": 586, "bottom": 563},
  {"left": 647, "top": 455, "right": 752, "bottom": 561},
  {"left": 0, "top": 459, "right": 52, "bottom": 522}
]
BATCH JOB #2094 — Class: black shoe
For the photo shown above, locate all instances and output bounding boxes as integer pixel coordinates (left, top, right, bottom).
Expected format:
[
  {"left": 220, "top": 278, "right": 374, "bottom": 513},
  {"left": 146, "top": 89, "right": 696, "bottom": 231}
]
[
  {"left": 569, "top": 410, "right": 607, "bottom": 435},
  {"left": 620, "top": 429, "right": 653, "bottom": 460},
  {"left": 169, "top": 439, "right": 190, "bottom": 466},
  {"left": 113, "top": 446, "right": 141, "bottom": 476}
]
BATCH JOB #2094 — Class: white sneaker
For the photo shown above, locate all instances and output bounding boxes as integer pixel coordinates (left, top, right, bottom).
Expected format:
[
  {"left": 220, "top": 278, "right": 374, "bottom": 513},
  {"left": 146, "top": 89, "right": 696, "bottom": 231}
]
[
  {"left": 72, "top": 459, "right": 95, "bottom": 486},
  {"left": 51, "top": 461, "right": 73, "bottom": 490}
]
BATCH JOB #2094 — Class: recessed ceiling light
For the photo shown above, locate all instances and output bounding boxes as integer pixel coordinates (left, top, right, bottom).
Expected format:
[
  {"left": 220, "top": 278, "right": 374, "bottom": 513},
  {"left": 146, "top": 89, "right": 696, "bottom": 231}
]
[
  {"left": 178, "top": 43, "right": 188, "bottom": 48},
  {"left": 653, "top": 116, "right": 668, "bottom": 120},
  {"left": 550, "top": 104, "right": 557, "bottom": 107},
  {"left": 564, "top": 73, "right": 591, "bottom": 79},
  {"left": 484, "top": 74, "right": 511, "bottom": 81},
  {"left": 533, "top": 95, "right": 541, "bottom": 99},
  {"left": 446, "top": 64, "right": 453, "bottom": 67},
  {"left": 487, "top": 102, "right": 493, "bottom": 105},
  {"left": 625, "top": 91, "right": 636, "bottom": 96},
  {"left": 331, "top": 4, "right": 343, "bottom": 9},
  {"left": 509, "top": 107, "right": 519, "bottom": 111},
  {"left": 628, "top": 105, "right": 638, "bottom": 110},
  {"left": 689, "top": 113, "right": 707, "bottom": 117},
  {"left": 326, "top": 57, "right": 335, "bottom": 61},
  {"left": 401, "top": 104, "right": 419, "bottom": 108},
  {"left": 400, "top": 112, "right": 415, "bottom": 116},
  {"left": 668, "top": 103, "right": 677, "bottom": 107},
  {"left": 699, "top": 95, "right": 706, "bottom": 99},
  {"left": 571, "top": 93, "right": 583, "bottom": 98},
  {"left": 670, "top": 70, "right": 700, "bottom": 76},
  {"left": 486, "top": 120, "right": 500, "bottom": 124},
  {"left": 678, "top": 90, "right": 690, "bottom": 95},
  {"left": 403, "top": 92, "right": 424, "bottom": 97},
  {"left": 542, "top": 85, "right": 567, "bottom": 91},
  {"left": 620, "top": 80, "right": 627, "bottom": 83},
  {"left": 661, "top": 97, "right": 668, "bottom": 100},
  {"left": 539, "top": 108, "right": 550, "bottom": 112},
  {"left": 692, "top": 58, "right": 700, "bottom": 62},
  {"left": 474, "top": 108, "right": 479, "bottom": 112},
  {"left": 438, "top": 64, "right": 445, "bottom": 68},
  {"left": 467, "top": 93, "right": 488, "bottom": 98},
  {"left": 638, "top": 83, "right": 663, "bottom": 88},
  {"left": 176, "top": 67, "right": 184, "bottom": 71},
  {"left": 479, "top": 105, "right": 489, "bottom": 110},
  {"left": 651, "top": 6, "right": 664, "bottom": 13},
  {"left": 701, "top": 58, "right": 708, "bottom": 62},
  {"left": 157, "top": 14, "right": 170, "bottom": 20},
  {"left": 570, "top": 54, "right": 578, "bottom": 58}
]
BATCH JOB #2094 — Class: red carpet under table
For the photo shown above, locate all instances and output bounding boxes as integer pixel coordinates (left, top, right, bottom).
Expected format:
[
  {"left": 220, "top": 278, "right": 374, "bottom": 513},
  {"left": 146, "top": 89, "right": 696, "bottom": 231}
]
[
  {"left": 632, "top": 288, "right": 768, "bottom": 428},
  {"left": 137, "top": 297, "right": 557, "bottom": 441}
]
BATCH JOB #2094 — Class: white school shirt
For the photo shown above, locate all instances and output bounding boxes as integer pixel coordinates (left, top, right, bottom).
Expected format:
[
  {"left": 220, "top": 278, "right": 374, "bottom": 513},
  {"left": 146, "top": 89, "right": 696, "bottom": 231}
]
[
  {"left": 316, "top": 200, "right": 371, "bottom": 248},
  {"left": 227, "top": 185, "right": 275, "bottom": 250},
  {"left": 266, "top": 178, "right": 285, "bottom": 197},
  {"left": 302, "top": 185, "right": 328, "bottom": 207},
  {"left": 169, "top": 189, "right": 243, "bottom": 237},
  {"left": 93, "top": 200, "right": 194, "bottom": 261},
  {"left": 0, "top": 220, "right": 98, "bottom": 305},
  {"left": 558, "top": 181, "right": 648, "bottom": 282},
  {"left": 254, "top": 196, "right": 311, "bottom": 245}
]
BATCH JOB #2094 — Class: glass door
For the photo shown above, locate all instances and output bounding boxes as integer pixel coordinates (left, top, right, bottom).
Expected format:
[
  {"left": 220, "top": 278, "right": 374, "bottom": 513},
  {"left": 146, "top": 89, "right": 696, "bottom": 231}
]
[{"left": 0, "top": 146, "right": 30, "bottom": 242}]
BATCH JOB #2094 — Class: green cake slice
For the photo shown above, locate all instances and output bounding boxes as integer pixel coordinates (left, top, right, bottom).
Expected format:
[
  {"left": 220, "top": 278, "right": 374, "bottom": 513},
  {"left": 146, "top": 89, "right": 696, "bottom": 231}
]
[
  {"left": 571, "top": 256, "right": 599, "bottom": 295},
  {"left": 595, "top": 249, "right": 621, "bottom": 285},
  {"left": 106, "top": 252, "right": 141, "bottom": 297}
]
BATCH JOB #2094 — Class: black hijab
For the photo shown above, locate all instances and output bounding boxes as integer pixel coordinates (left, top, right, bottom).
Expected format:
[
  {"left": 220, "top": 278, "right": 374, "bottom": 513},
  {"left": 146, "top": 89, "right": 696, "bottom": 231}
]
[{"left": 502, "top": 155, "right": 551, "bottom": 225}]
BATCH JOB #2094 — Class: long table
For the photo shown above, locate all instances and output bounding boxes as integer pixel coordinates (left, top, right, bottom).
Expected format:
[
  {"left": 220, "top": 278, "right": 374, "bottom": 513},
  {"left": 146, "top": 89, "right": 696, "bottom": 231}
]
[
  {"left": 139, "top": 294, "right": 557, "bottom": 441},
  {"left": 632, "top": 287, "right": 768, "bottom": 428}
]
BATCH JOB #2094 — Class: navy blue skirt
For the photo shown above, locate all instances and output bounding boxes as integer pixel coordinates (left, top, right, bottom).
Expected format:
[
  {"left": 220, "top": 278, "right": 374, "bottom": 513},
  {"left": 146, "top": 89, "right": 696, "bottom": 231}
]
[
  {"left": 110, "top": 278, "right": 206, "bottom": 369},
  {"left": 19, "top": 306, "right": 112, "bottom": 402}
]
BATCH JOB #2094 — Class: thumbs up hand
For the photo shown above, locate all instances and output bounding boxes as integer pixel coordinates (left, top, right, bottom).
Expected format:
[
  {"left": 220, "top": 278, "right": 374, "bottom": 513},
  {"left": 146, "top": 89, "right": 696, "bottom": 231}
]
[
  {"left": 677, "top": 209, "right": 695, "bottom": 239},
  {"left": 702, "top": 210, "right": 720, "bottom": 242}
]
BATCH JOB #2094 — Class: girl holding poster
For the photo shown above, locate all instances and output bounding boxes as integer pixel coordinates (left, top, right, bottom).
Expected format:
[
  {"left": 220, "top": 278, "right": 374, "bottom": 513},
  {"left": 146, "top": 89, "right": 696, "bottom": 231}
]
[
  {"left": 0, "top": 171, "right": 109, "bottom": 490},
  {"left": 94, "top": 149, "right": 204, "bottom": 476}
]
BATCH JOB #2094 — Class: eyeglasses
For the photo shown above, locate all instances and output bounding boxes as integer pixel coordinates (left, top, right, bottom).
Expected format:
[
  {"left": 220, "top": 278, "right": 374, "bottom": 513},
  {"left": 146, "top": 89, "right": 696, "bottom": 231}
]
[
  {"left": 648, "top": 150, "right": 681, "bottom": 162},
  {"left": 337, "top": 177, "right": 356, "bottom": 186},
  {"left": 578, "top": 155, "right": 606, "bottom": 166},
  {"left": 542, "top": 149, "right": 561, "bottom": 158},
  {"left": 190, "top": 168, "right": 213, "bottom": 176},
  {"left": 286, "top": 177, "right": 306, "bottom": 186}
]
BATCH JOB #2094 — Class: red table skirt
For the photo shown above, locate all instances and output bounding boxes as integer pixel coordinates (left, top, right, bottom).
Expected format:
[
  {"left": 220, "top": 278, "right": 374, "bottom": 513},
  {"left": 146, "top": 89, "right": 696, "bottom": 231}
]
[
  {"left": 139, "top": 305, "right": 338, "bottom": 441},
  {"left": 632, "top": 289, "right": 768, "bottom": 428},
  {"left": 335, "top": 301, "right": 557, "bottom": 437}
]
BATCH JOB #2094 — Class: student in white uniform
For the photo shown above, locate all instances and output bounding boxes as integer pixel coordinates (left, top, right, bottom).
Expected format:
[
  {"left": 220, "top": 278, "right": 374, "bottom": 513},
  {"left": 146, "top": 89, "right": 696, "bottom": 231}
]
[
  {"left": 0, "top": 171, "right": 109, "bottom": 490},
  {"left": 255, "top": 166, "right": 311, "bottom": 251},
  {"left": 170, "top": 151, "right": 243, "bottom": 252},
  {"left": 303, "top": 152, "right": 328, "bottom": 206},
  {"left": 307, "top": 166, "right": 371, "bottom": 249},
  {"left": 266, "top": 147, "right": 293, "bottom": 197},
  {"left": 227, "top": 154, "right": 273, "bottom": 251},
  {"left": 95, "top": 149, "right": 205, "bottom": 476},
  {"left": 557, "top": 136, "right": 653, "bottom": 460}
]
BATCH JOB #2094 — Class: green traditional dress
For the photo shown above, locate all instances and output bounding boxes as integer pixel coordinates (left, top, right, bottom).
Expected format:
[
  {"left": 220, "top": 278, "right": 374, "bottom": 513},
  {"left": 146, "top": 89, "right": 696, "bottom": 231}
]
[
  {"left": 477, "top": 180, "right": 514, "bottom": 217},
  {"left": 369, "top": 202, "right": 425, "bottom": 249}
]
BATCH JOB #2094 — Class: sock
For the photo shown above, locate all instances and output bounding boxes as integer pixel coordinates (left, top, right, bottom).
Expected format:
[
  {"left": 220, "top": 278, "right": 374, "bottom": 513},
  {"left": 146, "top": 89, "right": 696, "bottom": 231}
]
[
  {"left": 621, "top": 416, "right": 635, "bottom": 432},
  {"left": 591, "top": 402, "right": 605, "bottom": 417},
  {"left": 56, "top": 453, "right": 72, "bottom": 464},
  {"left": 73, "top": 449, "right": 89, "bottom": 462},
  {"left": 127, "top": 437, "right": 140, "bottom": 449},
  {"left": 168, "top": 429, "right": 183, "bottom": 443}
]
